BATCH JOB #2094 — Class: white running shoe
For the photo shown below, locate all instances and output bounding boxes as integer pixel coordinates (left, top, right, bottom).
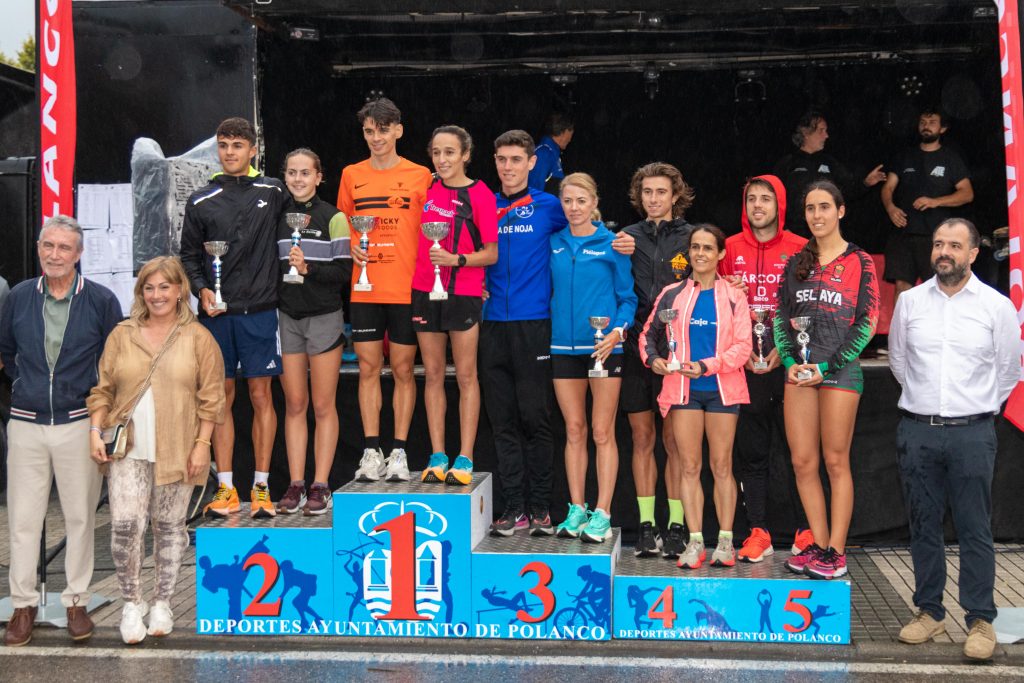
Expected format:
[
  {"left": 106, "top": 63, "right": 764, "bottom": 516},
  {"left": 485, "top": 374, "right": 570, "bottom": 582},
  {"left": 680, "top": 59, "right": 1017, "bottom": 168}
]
[
  {"left": 384, "top": 448, "right": 411, "bottom": 481},
  {"left": 354, "top": 448, "right": 385, "bottom": 482},
  {"left": 147, "top": 600, "right": 174, "bottom": 637},
  {"left": 120, "top": 601, "right": 149, "bottom": 645}
]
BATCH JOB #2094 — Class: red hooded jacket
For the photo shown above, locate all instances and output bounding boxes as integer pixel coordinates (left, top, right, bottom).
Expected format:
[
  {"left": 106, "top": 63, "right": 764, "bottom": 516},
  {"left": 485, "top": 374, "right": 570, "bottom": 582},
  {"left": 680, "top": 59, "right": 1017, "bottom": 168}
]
[{"left": 719, "top": 174, "right": 807, "bottom": 350}]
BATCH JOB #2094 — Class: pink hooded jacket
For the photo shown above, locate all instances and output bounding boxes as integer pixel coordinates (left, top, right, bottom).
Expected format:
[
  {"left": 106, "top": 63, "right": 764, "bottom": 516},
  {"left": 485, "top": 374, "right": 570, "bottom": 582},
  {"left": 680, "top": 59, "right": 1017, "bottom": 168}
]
[{"left": 639, "top": 278, "right": 752, "bottom": 416}]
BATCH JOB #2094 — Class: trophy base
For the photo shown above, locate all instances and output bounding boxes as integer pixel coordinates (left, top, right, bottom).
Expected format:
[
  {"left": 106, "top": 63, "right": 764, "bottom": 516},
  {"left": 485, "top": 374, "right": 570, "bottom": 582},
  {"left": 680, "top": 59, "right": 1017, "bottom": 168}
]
[
  {"left": 665, "top": 362, "right": 681, "bottom": 372},
  {"left": 588, "top": 369, "right": 609, "bottom": 379},
  {"left": 796, "top": 370, "right": 813, "bottom": 381},
  {"left": 753, "top": 361, "right": 769, "bottom": 371},
  {"left": 429, "top": 292, "right": 449, "bottom": 301},
  {"left": 283, "top": 274, "right": 304, "bottom": 285},
  {"left": 353, "top": 284, "right": 373, "bottom": 292},
  {"left": 210, "top": 302, "right": 227, "bottom": 312}
]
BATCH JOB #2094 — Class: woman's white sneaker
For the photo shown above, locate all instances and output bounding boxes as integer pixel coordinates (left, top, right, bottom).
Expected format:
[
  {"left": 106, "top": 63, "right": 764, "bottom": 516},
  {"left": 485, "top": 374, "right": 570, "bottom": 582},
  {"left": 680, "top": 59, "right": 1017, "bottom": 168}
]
[
  {"left": 147, "top": 600, "right": 174, "bottom": 637},
  {"left": 120, "top": 601, "right": 149, "bottom": 644}
]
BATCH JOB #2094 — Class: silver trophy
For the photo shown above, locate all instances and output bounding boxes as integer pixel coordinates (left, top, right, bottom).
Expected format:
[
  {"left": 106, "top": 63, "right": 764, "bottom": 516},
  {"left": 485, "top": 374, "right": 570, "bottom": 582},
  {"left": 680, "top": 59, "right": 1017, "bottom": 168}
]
[
  {"left": 421, "top": 221, "right": 451, "bottom": 301},
  {"left": 349, "top": 215, "right": 377, "bottom": 292},
  {"left": 283, "top": 213, "right": 309, "bottom": 285},
  {"left": 588, "top": 316, "right": 612, "bottom": 378},
  {"left": 203, "top": 241, "right": 229, "bottom": 312},
  {"left": 790, "top": 316, "right": 813, "bottom": 380},
  {"left": 751, "top": 307, "right": 772, "bottom": 371},
  {"left": 658, "top": 309, "right": 681, "bottom": 372}
]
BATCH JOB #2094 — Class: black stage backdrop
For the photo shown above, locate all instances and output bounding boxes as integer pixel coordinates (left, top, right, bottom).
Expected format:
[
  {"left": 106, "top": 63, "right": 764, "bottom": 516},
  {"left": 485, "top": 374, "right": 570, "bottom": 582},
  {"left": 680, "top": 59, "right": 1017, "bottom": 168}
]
[{"left": 226, "top": 364, "right": 1024, "bottom": 545}]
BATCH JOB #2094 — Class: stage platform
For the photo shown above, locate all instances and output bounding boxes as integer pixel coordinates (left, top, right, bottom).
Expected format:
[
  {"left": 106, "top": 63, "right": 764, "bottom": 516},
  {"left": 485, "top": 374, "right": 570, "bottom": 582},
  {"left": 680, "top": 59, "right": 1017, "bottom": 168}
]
[{"left": 4, "top": 493, "right": 1024, "bottom": 646}]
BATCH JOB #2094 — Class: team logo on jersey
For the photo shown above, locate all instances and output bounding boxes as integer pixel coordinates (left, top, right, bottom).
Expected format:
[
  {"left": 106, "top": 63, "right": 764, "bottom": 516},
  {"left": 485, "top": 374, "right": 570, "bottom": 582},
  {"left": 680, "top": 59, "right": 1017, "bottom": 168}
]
[
  {"left": 515, "top": 205, "right": 534, "bottom": 219},
  {"left": 930, "top": 166, "right": 946, "bottom": 178},
  {"left": 257, "top": 199, "right": 268, "bottom": 208},
  {"left": 735, "top": 255, "right": 746, "bottom": 265},
  {"left": 818, "top": 164, "right": 831, "bottom": 173},
  {"left": 388, "top": 196, "right": 410, "bottom": 209},
  {"left": 780, "top": 253, "right": 789, "bottom": 261},
  {"left": 831, "top": 263, "right": 845, "bottom": 282},
  {"left": 671, "top": 253, "right": 689, "bottom": 279}
]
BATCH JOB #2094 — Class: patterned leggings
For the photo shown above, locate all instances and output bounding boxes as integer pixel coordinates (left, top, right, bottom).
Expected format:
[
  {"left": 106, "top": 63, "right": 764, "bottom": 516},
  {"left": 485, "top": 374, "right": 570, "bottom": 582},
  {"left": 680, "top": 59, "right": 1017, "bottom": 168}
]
[{"left": 108, "top": 458, "right": 194, "bottom": 604}]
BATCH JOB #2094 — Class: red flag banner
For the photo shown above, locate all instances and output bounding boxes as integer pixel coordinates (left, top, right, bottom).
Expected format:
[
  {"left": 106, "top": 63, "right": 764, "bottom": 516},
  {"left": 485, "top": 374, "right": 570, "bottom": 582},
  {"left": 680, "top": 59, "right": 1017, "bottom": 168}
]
[
  {"left": 38, "top": 0, "right": 77, "bottom": 222},
  {"left": 999, "top": 1, "right": 1024, "bottom": 429}
]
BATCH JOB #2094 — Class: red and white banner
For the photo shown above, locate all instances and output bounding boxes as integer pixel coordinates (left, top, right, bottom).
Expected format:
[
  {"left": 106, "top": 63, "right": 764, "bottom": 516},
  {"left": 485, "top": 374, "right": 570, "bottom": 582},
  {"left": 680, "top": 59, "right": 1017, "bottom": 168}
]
[
  {"left": 998, "top": 1, "right": 1024, "bottom": 429},
  {"left": 38, "top": 0, "right": 77, "bottom": 222}
]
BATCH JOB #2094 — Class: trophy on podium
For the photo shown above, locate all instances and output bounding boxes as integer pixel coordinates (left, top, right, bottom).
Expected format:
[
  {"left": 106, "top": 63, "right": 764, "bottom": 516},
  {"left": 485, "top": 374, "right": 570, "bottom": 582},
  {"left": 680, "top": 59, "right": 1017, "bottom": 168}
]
[
  {"left": 790, "top": 316, "right": 813, "bottom": 380},
  {"left": 203, "top": 241, "right": 229, "bottom": 312},
  {"left": 283, "top": 213, "right": 309, "bottom": 285},
  {"left": 421, "top": 221, "right": 451, "bottom": 301},
  {"left": 350, "top": 215, "right": 377, "bottom": 292},
  {"left": 658, "top": 309, "right": 681, "bottom": 372},
  {"left": 751, "top": 306, "right": 772, "bottom": 370},
  {"left": 588, "top": 316, "right": 612, "bottom": 378}
]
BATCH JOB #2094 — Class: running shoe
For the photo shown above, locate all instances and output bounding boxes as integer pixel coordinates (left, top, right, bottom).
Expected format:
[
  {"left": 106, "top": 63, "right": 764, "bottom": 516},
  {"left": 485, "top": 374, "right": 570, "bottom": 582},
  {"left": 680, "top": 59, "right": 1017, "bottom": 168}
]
[
  {"left": 786, "top": 543, "right": 823, "bottom": 574},
  {"left": 384, "top": 448, "right": 411, "bottom": 482},
  {"left": 791, "top": 528, "right": 816, "bottom": 555},
  {"left": 203, "top": 484, "right": 240, "bottom": 517},
  {"left": 556, "top": 503, "right": 590, "bottom": 538},
  {"left": 120, "top": 601, "right": 148, "bottom": 645},
  {"left": 662, "top": 523, "right": 686, "bottom": 559},
  {"left": 710, "top": 536, "right": 736, "bottom": 567},
  {"left": 250, "top": 482, "right": 276, "bottom": 518},
  {"left": 581, "top": 508, "right": 612, "bottom": 543},
  {"left": 304, "top": 483, "right": 333, "bottom": 516},
  {"left": 805, "top": 546, "right": 847, "bottom": 580},
  {"left": 421, "top": 452, "right": 449, "bottom": 483},
  {"left": 677, "top": 539, "right": 706, "bottom": 569},
  {"left": 147, "top": 600, "right": 174, "bottom": 637},
  {"left": 738, "top": 527, "right": 774, "bottom": 563},
  {"left": 529, "top": 509, "right": 555, "bottom": 536},
  {"left": 634, "top": 521, "right": 663, "bottom": 557},
  {"left": 354, "top": 448, "right": 386, "bottom": 482},
  {"left": 490, "top": 508, "right": 528, "bottom": 537},
  {"left": 277, "top": 481, "right": 306, "bottom": 514},
  {"left": 445, "top": 455, "right": 474, "bottom": 486}
]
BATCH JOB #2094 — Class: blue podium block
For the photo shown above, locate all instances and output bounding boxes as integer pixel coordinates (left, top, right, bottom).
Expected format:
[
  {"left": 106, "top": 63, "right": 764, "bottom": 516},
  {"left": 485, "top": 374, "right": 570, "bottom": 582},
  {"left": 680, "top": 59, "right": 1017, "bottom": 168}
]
[
  {"left": 471, "top": 531, "right": 619, "bottom": 641},
  {"left": 195, "top": 514, "right": 334, "bottom": 636},
  {"left": 612, "top": 553, "right": 850, "bottom": 644},
  {"left": 331, "top": 473, "right": 492, "bottom": 638}
]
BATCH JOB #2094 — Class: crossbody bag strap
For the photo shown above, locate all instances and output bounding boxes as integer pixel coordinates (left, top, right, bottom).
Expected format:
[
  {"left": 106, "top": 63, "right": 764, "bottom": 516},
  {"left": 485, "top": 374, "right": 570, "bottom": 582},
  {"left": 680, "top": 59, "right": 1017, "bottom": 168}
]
[{"left": 121, "top": 324, "right": 182, "bottom": 424}]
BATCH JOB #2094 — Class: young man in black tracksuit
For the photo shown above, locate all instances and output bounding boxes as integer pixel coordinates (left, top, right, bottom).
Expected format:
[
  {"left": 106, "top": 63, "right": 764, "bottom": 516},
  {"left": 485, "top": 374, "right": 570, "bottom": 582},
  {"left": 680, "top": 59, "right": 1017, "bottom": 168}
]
[
  {"left": 621, "top": 162, "right": 695, "bottom": 558},
  {"left": 180, "top": 117, "right": 286, "bottom": 519}
]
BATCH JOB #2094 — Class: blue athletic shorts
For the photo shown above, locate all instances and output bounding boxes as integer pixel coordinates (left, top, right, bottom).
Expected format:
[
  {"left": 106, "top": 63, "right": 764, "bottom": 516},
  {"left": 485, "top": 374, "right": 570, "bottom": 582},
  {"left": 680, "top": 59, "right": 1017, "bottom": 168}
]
[
  {"left": 670, "top": 390, "right": 740, "bottom": 415},
  {"left": 201, "top": 309, "right": 282, "bottom": 378}
]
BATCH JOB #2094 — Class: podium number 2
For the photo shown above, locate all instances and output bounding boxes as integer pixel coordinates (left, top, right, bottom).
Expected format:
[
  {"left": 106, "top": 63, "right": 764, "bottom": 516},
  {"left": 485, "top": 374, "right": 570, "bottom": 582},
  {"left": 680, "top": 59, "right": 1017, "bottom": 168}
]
[
  {"left": 242, "top": 552, "right": 282, "bottom": 617},
  {"left": 517, "top": 562, "right": 555, "bottom": 623},
  {"left": 784, "top": 589, "right": 813, "bottom": 633},
  {"left": 373, "top": 511, "right": 428, "bottom": 621}
]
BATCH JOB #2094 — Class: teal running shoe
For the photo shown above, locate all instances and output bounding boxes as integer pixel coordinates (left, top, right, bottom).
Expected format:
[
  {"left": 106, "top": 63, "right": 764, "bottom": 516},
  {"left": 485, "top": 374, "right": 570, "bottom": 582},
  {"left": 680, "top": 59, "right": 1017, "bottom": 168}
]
[
  {"left": 445, "top": 455, "right": 474, "bottom": 486},
  {"left": 581, "top": 508, "right": 612, "bottom": 543},
  {"left": 421, "top": 452, "right": 448, "bottom": 483},
  {"left": 556, "top": 503, "right": 590, "bottom": 538}
]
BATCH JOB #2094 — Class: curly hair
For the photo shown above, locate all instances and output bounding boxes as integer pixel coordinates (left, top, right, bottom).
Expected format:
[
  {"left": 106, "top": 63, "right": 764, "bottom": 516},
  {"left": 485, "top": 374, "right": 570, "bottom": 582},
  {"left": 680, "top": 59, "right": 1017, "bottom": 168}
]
[{"left": 628, "top": 162, "right": 695, "bottom": 219}]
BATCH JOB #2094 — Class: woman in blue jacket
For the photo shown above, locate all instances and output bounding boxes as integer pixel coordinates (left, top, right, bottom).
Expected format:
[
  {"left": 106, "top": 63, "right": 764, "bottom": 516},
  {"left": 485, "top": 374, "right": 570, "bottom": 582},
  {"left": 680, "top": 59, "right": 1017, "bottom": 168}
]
[{"left": 550, "top": 172, "right": 637, "bottom": 543}]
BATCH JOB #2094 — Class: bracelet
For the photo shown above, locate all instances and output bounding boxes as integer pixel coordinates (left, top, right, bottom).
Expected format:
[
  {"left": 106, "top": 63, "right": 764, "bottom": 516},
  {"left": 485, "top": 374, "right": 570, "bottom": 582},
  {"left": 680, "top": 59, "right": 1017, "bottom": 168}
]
[
  {"left": 696, "top": 360, "right": 708, "bottom": 375},
  {"left": 89, "top": 426, "right": 102, "bottom": 434},
  {"left": 195, "top": 438, "right": 212, "bottom": 446}
]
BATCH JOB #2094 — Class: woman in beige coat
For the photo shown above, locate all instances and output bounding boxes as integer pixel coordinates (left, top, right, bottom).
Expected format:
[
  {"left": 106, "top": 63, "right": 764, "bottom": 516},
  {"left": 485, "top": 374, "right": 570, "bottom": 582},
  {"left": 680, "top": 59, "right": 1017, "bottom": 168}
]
[{"left": 88, "top": 256, "right": 224, "bottom": 644}]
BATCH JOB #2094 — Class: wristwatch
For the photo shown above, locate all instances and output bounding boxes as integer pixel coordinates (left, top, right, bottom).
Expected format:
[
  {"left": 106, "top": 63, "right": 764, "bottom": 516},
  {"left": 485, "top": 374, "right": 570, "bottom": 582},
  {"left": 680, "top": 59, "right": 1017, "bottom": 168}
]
[{"left": 457, "top": 254, "right": 467, "bottom": 267}]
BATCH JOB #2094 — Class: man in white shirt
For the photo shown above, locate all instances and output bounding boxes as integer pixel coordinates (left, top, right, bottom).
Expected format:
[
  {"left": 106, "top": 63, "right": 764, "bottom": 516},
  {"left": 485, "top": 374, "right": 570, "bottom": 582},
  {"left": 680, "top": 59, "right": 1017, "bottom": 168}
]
[{"left": 889, "top": 218, "right": 1020, "bottom": 661}]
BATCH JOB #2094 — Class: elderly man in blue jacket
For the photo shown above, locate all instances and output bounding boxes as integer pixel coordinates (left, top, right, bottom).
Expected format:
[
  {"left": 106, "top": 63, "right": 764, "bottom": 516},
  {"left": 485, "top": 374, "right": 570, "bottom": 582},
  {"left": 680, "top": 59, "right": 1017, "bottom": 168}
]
[{"left": 0, "top": 215, "right": 122, "bottom": 647}]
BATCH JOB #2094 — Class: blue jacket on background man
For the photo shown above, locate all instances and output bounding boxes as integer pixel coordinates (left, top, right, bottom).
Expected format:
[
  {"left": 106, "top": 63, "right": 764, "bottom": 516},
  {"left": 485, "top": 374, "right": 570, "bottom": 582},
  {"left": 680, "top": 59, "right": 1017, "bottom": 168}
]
[{"left": 549, "top": 222, "right": 637, "bottom": 355}]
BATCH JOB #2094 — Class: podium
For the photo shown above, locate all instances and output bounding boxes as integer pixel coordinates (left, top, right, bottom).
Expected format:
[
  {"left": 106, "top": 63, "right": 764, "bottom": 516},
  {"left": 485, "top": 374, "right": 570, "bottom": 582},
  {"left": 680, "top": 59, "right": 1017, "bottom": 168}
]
[{"left": 194, "top": 473, "right": 849, "bottom": 643}]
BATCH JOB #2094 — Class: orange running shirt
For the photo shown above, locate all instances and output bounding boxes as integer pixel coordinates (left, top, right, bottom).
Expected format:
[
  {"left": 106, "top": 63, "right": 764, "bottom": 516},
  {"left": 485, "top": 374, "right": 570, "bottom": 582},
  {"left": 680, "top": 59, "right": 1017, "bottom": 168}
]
[{"left": 337, "top": 157, "right": 433, "bottom": 304}]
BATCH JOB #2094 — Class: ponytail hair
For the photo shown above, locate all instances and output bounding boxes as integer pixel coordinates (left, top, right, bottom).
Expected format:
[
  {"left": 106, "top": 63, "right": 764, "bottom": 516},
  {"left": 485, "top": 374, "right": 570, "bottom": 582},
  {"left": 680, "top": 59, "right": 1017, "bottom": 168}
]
[
  {"left": 560, "top": 172, "right": 602, "bottom": 222},
  {"left": 793, "top": 179, "right": 844, "bottom": 280}
]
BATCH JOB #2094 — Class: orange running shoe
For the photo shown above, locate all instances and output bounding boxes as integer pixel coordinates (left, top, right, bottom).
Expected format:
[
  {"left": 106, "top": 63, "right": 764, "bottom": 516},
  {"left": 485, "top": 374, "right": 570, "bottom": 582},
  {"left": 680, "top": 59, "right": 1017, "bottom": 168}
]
[
  {"left": 445, "top": 455, "right": 473, "bottom": 486},
  {"left": 203, "top": 484, "right": 240, "bottom": 517},
  {"left": 791, "top": 528, "right": 815, "bottom": 555},
  {"left": 250, "top": 482, "right": 277, "bottom": 519},
  {"left": 738, "top": 527, "right": 775, "bottom": 563}
]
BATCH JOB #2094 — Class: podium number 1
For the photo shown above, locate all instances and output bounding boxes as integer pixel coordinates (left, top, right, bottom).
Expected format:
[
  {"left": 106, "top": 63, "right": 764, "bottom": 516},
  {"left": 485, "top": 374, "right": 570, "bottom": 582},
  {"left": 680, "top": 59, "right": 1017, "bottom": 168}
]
[{"left": 373, "top": 511, "right": 428, "bottom": 621}]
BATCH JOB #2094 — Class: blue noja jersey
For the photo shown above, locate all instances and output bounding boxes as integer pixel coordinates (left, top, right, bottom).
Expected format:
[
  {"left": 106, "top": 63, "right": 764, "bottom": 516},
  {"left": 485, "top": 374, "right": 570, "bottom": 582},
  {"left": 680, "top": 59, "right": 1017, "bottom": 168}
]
[
  {"left": 528, "top": 136, "right": 564, "bottom": 191},
  {"left": 549, "top": 221, "right": 637, "bottom": 355},
  {"left": 484, "top": 187, "right": 568, "bottom": 322}
]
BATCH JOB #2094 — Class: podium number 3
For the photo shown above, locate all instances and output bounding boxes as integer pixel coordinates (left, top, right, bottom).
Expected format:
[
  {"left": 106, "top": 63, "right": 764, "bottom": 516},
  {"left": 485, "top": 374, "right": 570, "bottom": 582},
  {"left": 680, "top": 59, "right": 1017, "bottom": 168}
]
[{"left": 517, "top": 561, "right": 555, "bottom": 623}]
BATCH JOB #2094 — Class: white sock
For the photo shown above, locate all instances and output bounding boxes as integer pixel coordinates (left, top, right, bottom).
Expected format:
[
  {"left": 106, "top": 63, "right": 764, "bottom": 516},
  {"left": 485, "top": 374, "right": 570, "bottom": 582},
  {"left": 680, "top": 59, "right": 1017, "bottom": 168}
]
[
  {"left": 217, "top": 472, "right": 233, "bottom": 488},
  {"left": 254, "top": 471, "right": 269, "bottom": 486}
]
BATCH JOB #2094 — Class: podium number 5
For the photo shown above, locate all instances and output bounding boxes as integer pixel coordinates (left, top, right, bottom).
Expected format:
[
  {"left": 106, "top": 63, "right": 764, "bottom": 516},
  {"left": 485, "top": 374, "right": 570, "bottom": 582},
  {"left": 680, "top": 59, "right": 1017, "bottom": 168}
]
[
  {"left": 784, "top": 589, "right": 813, "bottom": 633},
  {"left": 517, "top": 561, "right": 555, "bottom": 623}
]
